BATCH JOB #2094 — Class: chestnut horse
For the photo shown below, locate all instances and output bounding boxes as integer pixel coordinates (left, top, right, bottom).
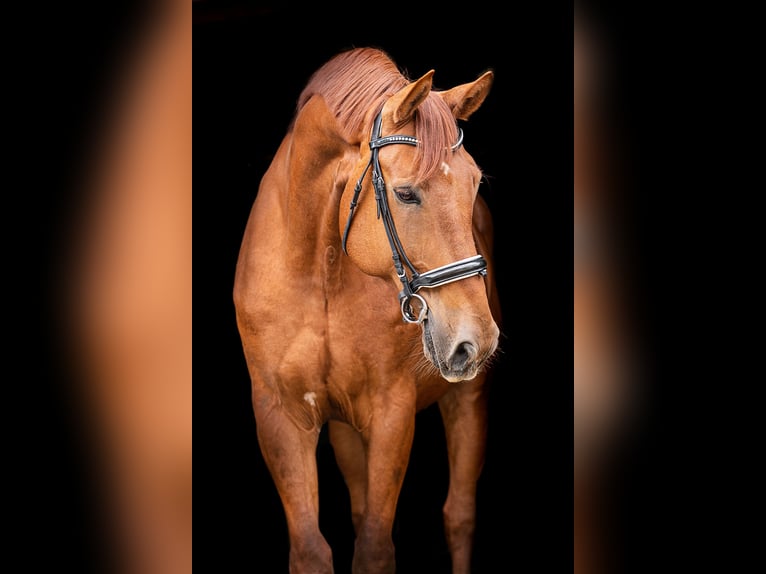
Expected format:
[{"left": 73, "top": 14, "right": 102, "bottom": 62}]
[{"left": 233, "top": 47, "right": 501, "bottom": 574}]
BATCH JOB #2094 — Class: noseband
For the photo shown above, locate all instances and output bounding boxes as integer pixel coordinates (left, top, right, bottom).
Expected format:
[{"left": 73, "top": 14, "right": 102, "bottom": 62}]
[{"left": 341, "top": 110, "right": 488, "bottom": 324}]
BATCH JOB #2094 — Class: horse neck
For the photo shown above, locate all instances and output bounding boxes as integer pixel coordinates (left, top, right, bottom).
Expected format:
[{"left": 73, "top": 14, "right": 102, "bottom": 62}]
[
  {"left": 257, "top": 95, "right": 359, "bottom": 283},
  {"left": 277, "top": 131, "right": 348, "bottom": 272}
]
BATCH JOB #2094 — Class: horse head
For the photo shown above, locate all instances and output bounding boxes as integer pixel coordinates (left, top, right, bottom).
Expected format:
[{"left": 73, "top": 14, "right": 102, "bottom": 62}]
[{"left": 339, "top": 69, "right": 499, "bottom": 382}]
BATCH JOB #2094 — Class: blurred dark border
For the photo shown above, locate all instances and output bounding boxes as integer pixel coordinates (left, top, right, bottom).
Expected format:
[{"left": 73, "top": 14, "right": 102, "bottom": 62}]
[{"left": 7, "top": 2, "right": 155, "bottom": 572}]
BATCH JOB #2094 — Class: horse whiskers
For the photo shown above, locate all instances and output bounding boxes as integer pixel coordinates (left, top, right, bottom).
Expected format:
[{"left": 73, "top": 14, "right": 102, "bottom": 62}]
[
  {"left": 403, "top": 330, "right": 503, "bottom": 381},
  {"left": 403, "top": 335, "right": 440, "bottom": 379},
  {"left": 480, "top": 331, "right": 506, "bottom": 371},
  {"left": 411, "top": 352, "right": 440, "bottom": 379},
  {"left": 480, "top": 345, "right": 502, "bottom": 373}
]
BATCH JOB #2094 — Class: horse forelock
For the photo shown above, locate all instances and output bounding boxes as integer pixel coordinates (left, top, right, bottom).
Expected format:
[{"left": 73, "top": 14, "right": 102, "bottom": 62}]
[{"left": 296, "top": 47, "right": 461, "bottom": 186}]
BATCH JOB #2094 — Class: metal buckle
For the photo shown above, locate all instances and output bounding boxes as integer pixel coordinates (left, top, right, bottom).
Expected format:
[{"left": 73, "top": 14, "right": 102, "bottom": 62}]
[{"left": 400, "top": 293, "right": 428, "bottom": 324}]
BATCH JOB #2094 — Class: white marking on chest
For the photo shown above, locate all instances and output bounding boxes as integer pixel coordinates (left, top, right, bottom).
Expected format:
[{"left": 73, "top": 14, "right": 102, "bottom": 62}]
[
  {"left": 303, "top": 392, "right": 317, "bottom": 407},
  {"left": 440, "top": 161, "right": 451, "bottom": 176}
]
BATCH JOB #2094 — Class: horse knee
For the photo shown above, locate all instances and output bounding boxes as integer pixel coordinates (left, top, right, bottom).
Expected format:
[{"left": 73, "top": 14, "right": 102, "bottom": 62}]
[
  {"left": 443, "top": 499, "right": 476, "bottom": 546},
  {"left": 352, "top": 534, "right": 395, "bottom": 574},
  {"left": 289, "top": 537, "right": 333, "bottom": 574}
]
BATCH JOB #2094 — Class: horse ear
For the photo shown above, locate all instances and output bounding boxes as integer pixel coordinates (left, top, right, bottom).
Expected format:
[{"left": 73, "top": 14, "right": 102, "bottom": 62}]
[
  {"left": 440, "top": 70, "right": 494, "bottom": 121},
  {"left": 388, "top": 70, "right": 435, "bottom": 125}
]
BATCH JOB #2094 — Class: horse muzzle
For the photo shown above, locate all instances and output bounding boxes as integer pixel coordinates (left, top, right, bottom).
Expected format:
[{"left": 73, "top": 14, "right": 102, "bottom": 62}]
[{"left": 422, "top": 315, "right": 499, "bottom": 383}]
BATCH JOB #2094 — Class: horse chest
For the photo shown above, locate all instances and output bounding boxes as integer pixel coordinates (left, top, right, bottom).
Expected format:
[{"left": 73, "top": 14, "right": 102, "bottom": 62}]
[{"left": 273, "top": 318, "right": 442, "bottom": 406}]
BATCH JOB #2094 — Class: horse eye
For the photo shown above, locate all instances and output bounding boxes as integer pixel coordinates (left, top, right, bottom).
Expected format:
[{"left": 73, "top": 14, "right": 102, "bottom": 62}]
[{"left": 394, "top": 187, "right": 420, "bottom": 204}]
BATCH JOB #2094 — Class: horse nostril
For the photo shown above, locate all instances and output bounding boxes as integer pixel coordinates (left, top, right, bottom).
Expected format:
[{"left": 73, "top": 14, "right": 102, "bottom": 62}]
[{"left": 449, "top": 341, "right": 477, "bottom": 371}]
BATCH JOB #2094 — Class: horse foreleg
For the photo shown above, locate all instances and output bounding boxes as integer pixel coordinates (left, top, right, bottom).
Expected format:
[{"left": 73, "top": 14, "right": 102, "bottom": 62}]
[
  {"left": 253, "top": 390, "right": 333, "bottom": 574},
  {"left": 438, "top": 376, "right": 489, "bottom": 574},
  {"left": 329, "top": 420, "right": 368, "bottom": 534},
  {"left": 352, "top": 383, "right": 416, "bottom": 574}
]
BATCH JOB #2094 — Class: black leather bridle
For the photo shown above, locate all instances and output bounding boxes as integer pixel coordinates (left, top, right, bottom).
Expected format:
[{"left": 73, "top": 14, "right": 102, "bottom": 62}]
[{"left": 342, "top": 109, "right": 488, "bottom": 324}]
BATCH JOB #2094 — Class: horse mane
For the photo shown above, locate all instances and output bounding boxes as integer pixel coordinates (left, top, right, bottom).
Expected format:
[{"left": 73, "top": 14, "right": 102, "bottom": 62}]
[{"left": 296, "top": 47, "right": 460, "bottom": 185}]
